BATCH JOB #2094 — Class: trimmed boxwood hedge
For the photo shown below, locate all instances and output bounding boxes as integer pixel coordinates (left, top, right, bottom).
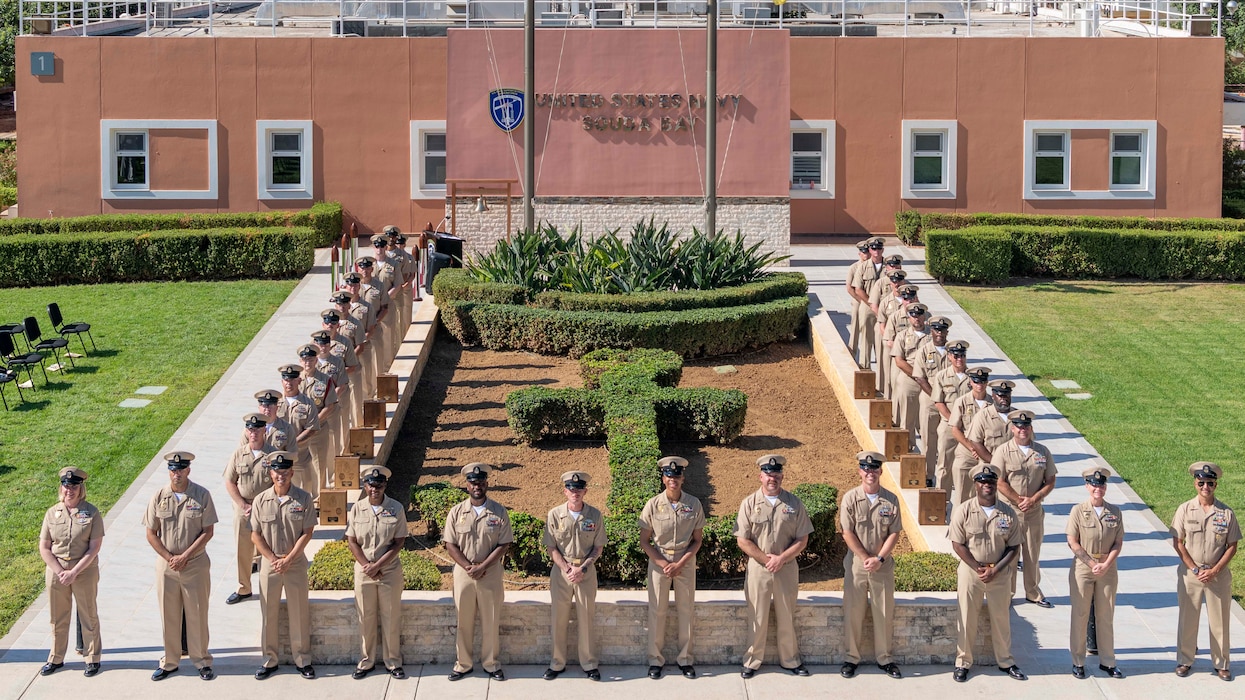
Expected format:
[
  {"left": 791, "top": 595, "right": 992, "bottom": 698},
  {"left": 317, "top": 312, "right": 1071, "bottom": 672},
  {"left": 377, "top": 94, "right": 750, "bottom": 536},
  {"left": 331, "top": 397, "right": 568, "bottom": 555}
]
[
  {"left": 409, "top": 481, "right": 467, "bottom": 540},
  {"left": 894, "top": 551, "right": 958, "bottom": 592},
  {"left": 0, "top": 186, "right": 15, "bottom": 209},
  {"left": 308, "top": 540, "right": 441, "bottom": 591},
  {"left": 896, "top": 209, "right": 1245, "bottom": 246},
  {"left": 0, "top": 226, "right": 316, "bottom": 288},
  {"left": 0, "top": 201, "right": 343, "bottom": 246},
  {"left": 925, "top": 227, "right": 1014, "bottom": 283}
]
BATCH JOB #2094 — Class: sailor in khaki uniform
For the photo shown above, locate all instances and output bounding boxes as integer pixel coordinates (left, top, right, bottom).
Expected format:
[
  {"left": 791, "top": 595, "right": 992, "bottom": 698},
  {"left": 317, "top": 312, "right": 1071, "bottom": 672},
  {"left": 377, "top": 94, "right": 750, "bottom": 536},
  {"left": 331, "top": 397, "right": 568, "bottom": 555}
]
[
  {"left": 38, "top": 467, "right": 104, "bottom": 677},
  {"left": 882, "top": 285, "right": 925, "bottom": 402},
  {"left": 338, "top": 274, "right": 378, "bottom": 402},
  {"left": 949, "top": 464, "right": 1025, "bottom": 683},
  {"left": 297, "top": 346, "right": 337, "bottom": 498},
  {"left": 845, "top": 241, "right": 869, "bottom": 359},
  {"left": 873, "top": 267, "right": 906, "bottom": 397},
  {"left": 332, "top": 290, "right": 372, "bottom": 419},
  {"left": 145, "top": 451, "right": 218, "bottom": 681},
  {"left": 542, "top": 471, "right": 607, "bottom": 681},
  {"left": 965, "top": 379, "right": 1014, "bottom": 488},
  {"left": 444, "top": 463, "right": 513, "bottom": 681},
  {"left": 1066, "top": 467, "right": 1125, "bottom": 680},
  {"left": 356, "top": 256, "right": 392, "bottom": 373},
  {"left": 848, "top": 237, "right": 886, "bottom": 370},
  {"left": 930, "top": 340, "right": 971, "bottom": 491},
  {"left": 890, "top": 302, "right": 930, "bottom": 449},
  {"left": 250, "top": 389, "right": 292, "bottom": 451},
  {"left": 638, "top": 456, "right": 705, "bottom": 680},
  {"left": 346, "top": 466, "right": 408, "bottom": 680},
  {"left": 312, "top": 328, "right": 352, "bottom": 478},
  {"left": 948, "top": 367, "right": 992, "bottom": 505},
  {"left": 839, "top": 451, "right": 903, "bottom": 680},
  {"left": 250, "top": 452, "right": 317, "bottom": 680},
  {"left": 992, "top": 409, "right": 1057, "bottom": 607},
  {"left": 321, "top": 309, "right": 362, "bottom": 424},
  {"left": 371, "top": 236, "right": 405, "bottom": 368},
  {"left": 912, "top": 317, "right": 954, "bottom": 485},
  {"left": 735, "top": 454, "right": 814, "bottom": 678},
  {"left": 224, "top": 413, "right": 274, "bottom": 604},
  {"left": 1172, "top": 462, "right": 1240, "bottom": 681},
  {"left": 384, "top": 226, "right": 416, "bottom": 334},
  {"left": 277, "top": 364, "right": 320, "bottom": 499}
]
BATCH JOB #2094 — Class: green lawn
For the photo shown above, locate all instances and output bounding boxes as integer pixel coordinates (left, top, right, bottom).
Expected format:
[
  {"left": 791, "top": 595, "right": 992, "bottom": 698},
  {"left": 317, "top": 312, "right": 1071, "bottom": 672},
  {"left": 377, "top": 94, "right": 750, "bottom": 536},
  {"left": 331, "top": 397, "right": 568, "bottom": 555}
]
[
  {"left": 947, "top": 280, "right": 1245, "bottom": 599},
  {"left": 0, "top": 280, "right": 295, "bottom": 635}
]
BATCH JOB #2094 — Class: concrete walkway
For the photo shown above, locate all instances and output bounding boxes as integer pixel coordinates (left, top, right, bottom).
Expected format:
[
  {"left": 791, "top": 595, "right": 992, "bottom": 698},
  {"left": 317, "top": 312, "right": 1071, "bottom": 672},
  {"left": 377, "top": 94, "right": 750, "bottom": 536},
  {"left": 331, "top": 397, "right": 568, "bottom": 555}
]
[{"left": 0, "top": 243, "right": 1241, "bottom": 700}]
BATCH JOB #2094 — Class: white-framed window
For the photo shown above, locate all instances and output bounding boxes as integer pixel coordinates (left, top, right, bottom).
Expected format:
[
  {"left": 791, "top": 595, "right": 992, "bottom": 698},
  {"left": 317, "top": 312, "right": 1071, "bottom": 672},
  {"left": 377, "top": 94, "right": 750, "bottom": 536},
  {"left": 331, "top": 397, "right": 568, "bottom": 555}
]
[
  {"left": 99, "top": 119, "right": 219, "bottom": 200},
  {"left": 411, "top": 120, "right": 448, "bottom": 199},
  {"left": 1023, "top": 120, "right": 1157, "bottom": 200},
  {"left": 256, "top": 120, "right": 313, "bottom": 200},
  {"left": 901, "top": 120, "right": 958, "bottom": 199},
  {"left": 789, "top": 119, "right": 835, "bottom": 199},
  {"left": 1110, "top": 131, "right": 1145, "bottom": 189}
]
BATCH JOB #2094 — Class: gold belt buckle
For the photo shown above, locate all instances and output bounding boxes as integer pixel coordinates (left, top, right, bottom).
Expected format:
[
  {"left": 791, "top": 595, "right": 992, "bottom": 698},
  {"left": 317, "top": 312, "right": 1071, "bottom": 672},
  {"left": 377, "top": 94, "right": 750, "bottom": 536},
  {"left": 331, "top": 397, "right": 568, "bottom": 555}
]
[{"left": 567, "top": 558, "right": 584, "bottom": 567}]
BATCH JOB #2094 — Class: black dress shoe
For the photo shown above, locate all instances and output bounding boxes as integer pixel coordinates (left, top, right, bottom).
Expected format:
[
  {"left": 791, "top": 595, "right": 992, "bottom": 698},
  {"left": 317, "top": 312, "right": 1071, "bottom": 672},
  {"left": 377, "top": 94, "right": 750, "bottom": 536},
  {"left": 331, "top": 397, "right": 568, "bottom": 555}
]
[
  {"left": 953, "top": 666, "right": 969, "bottom": 683},
  {"left": 879, "top": 663, "right": 902, "bottom": 679},
  {"left": 1087, "top": 647, "right": 1099, "bottom": 655},
  {"left": 545, "top": 667, "right": 565, "bottom": 680},
  {"left": 448, "top": 669, "right": 469, "bottom": 681},
  {"left": 1026, "top": 597, "right": 1054, "bottom": 609},
  {"left": 226, "top": 592, "right": 252, "bottom": 605},
  {"left": 488, "top": 669, "right": 505, "bottom": 681},
  {"left": 84, "top": 663, "right": 101, "bottom": 677},
  {"left": 297, "top": 665, "right": 315, "bottom": 679},
  {"left": 255, "top": 665, "right": 278, "bottom": 680},
  {"left": 1072, "top": 665, "right": 1086, "bottom": 679},
  {"left": 741, "top": 667, "right": 756, "bottom": 679},
  {"left": 352, "top": 666, "right": 373, "bottom": 680},
  {"left": 586, "top": 669, "right": 601, "bottom": 681},
  {"left": 199, "top": 667, "right": 215, "bottom": 681},
  {"left": 389, "top": 667, "right": 406, "bottom": 679},
  {"left": 840, "top": 662, "right": 858, "bottom": 678},
  {"left": 1099, "top": 665, "right": 1124, "bottom": 679},
  {"left": 1175, "top": 664, "right": 1192, "bottom": 677},
  {"left": 152, "top": 667, "right": 177, "bottom": 681},
  {"left": 785, "top": 664, "right": 810, "bottom": 676},
  {"left": 1000, "top": 665, "right": 1027, "bottom": 680},
  {"left": 40, "top": 662, "right": 63, "bottom": 676},
  {"left": 646, "top": 666, "right": 661, "bottom": 679},
  {"left": 679, "top": 665, "right": 696, "bottom": 679}
]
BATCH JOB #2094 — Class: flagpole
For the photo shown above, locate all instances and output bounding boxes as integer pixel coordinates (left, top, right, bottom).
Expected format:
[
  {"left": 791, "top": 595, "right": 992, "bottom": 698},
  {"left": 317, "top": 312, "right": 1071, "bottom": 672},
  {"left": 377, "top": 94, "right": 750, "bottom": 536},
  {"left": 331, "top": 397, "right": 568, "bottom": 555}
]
[
  {"left": 705, "top": 0, "right": 717, "bottom": 237},
  {"left": 523, "top": 0, "right": 536, "bottom": 233}
]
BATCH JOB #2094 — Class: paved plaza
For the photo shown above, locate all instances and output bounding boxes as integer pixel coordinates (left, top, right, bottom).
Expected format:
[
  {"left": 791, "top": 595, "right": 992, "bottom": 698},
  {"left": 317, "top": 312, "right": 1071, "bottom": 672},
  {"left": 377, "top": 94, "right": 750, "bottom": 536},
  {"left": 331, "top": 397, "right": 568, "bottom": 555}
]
[{"left": 0, "top": 243, "right": 1241, "bottom": 700}]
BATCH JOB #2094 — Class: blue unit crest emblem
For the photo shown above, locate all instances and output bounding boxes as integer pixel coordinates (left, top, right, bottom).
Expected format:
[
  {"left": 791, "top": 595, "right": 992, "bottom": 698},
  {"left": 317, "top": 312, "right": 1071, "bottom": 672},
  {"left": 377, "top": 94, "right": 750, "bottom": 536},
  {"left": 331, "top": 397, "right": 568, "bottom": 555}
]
[{"left": 490, "top": 88, "right": 525, "bottom": 132}]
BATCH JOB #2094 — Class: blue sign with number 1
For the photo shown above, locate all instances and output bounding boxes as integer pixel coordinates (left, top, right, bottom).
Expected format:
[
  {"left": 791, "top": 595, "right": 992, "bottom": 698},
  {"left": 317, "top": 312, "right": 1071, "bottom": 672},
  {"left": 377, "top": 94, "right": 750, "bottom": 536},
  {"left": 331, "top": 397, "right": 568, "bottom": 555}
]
[{"left": 31, "top": 52, "right": 55, "bottom": 76}]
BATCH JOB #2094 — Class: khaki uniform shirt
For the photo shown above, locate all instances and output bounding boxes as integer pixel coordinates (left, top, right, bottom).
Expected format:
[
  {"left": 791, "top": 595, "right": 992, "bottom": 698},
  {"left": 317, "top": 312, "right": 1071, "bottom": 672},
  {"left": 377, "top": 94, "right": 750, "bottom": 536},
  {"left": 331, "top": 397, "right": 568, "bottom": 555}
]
[
  {"left": 839, "top": 486, "right": 902, "bottom": 556},
  {"left": 912, "top": 339, "right": 952, "bottom": 383},
  {"left": 949, "top": 498, "right": 1022, "bottom": 564},
  {"left": 41, "top": 499, "right": 104, "bottom": 562},
  {"left": 224, "top": 445, "right": 275, "bottom": 501},
  {"left": 966, "top": 406, "right": 1011, "bottom": 455},
  {"left": 317, "top": 355, "right": 347, "bottom": 389},
  {"left": 850, "top": 260, "right": 885, "bottom": 299},
  {"left": 443, "top": 499, "right": 514, "bottom": 564},
  {"left": 1172, "top": 498, "right": 1243, "bottom": 568},
  {"left": 638, "top": 492, "right": 706, "bottom": 556},
  {"left": 884, "top": 308, "right": 929, "bottom": 344},
  {"left": 142, "top": 482, "right": 219, "bottom": 555},
  {"left": 278, "top": 393, "right": 320, "bottom": 434},
  {"left": 350, "top": 299, "right": 374, "bottom": 333},
  {"left": 249, "top": 486, "right": 316, "bottom": 560},
  {"left": 346, "top": 495, "right": 407, "bottom": 572},
  {"left": 1066, "top": 500, "right": 1124, "bottom": 563},
  {"left": 951, "top": 395, "right": 991, "bottom": 461},
  {"left": 329, "top": 337, "right": 360, "bottom": 370},
  {"left": 392, "top": 248, "right": 416, "bottom": 284},
  {"left": 890, "top": 326, "right": 929, "bottom": 366},
  {"left": 734, "top": 489, "right": 815, "bottom": 554},
  {"left": 300, "top": 369, "right": 337, "bottom": 411},
  {"left": 991, "top": 440, "right": 1056, "bottom": 505},
  {"left": 931, "top": 367, "right": 973, "bottom": 407},
  {"left": 543, "top": 504, "right": 607, "bottom": 564},
  {"left": 340, "top": 316, "right": 366, "bottom": 348},
  {"left": 361, "top": 283, "right": 386, "bottom": 320}
]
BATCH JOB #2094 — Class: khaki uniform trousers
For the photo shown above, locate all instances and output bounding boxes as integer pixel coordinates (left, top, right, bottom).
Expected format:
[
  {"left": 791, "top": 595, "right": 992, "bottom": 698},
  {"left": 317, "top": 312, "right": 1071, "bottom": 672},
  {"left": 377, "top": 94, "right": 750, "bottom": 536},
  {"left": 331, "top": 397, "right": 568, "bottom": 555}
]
[
  {"left": 855, "top": 306, "right": 878, "bottom": 370},
  {"left": 842, "top": 556, "right": 895, "bottom": 665},
  {"left": 303, "top": 432, "right": 328, "bottom": 501},
  {"left": 550, "top": 563, "right": 599, "bottom": 671},
  {"left": 848, "top": 298, "right": 861, "bottom": 358},
  {"left": 876, "top": 340, "right": 891, "bottom": 395},
  {"left": 156, "top": 554, "right": 212, "bottom": 670},
  {"left": 1008, "top": 509, "right": 1045, "bottom": 601},
  {"left": 742, "top": 559, "right": 801, "bottom": 670},
  {"left": 934, "top": 423, "right": 957, "bottom": 492},
  {"left": 918, "top": 394, "right": 941, "bottom": 482},
  {"left": 956, "top": 563, "right": 1014, "bottom": 668},
  {"left": 452, "top": 563, "right": 504, "bottom": 673},
  {"left": 258, "top": 555, "right": 311, "bottom": 668},
  {"left": 355, "top": 562, "right": 404, "bottom": 671},
  {"left": 372, "top": 313, "right": 392, "bottom": 374},
  {"left": 335, "top": 383, "right": 354, "bottom": 472},
  {"left": 46, "top": 561, "right": 101, "bottom": 664},
  {"left": 647, "top": 555, "right": 696, "bottom": 667},
  {"left": 359, "top": 343, "right": 377, "bottom": 413},
  {"left": 1069, "top": 561, "right": 1117, "bottom": 667},
  {"left": 1176, "top": 567, "right": 1233, "bottom": 670},
  {"left": 347, "top": 371, "right": 364, "bottom": 427},
  {"left": 399, "top": 285, "right": 412, "bottom": 343},
  {"left": 891, "top": 373, "right": 921, "bottom": 448},
  {"left": 379, "top": 308, "right": 398, "bottom": 371},
  {"left": 951, "top": 453, "right": 979, "bottom": 507},
  {"left": 233, "top": 509, "right": 257, "bottom": 595}
]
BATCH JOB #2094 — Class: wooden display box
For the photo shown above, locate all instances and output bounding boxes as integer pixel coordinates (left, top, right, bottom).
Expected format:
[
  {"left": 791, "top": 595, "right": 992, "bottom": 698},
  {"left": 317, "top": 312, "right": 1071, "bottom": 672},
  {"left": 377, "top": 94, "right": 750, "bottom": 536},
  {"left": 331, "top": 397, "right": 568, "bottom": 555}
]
[
  {"left": 348, "top": 427, "right": 375, "bottom": 458},
  {"left": 376, "top": 374, "right": 399, "bottom": 402},
  {"left": 919, "top": 489, "right": 948, "bottom": 526},
  {"left": 362, "top": 399, "right": 387, "bottom": 430},
  {"left": 899, "top": 454, "right": 925, "bottom": 489},
  {"left": 319, "top": 489, "right": 348, "bottom": 526},
  {"left": 333, "top": 455, "right": 360, "bottom": 490},
  {"left": 868, "top": 399, "right": 892, "bottom": 429},
  {"left": 883, "top": 429, "right": 911, "bottom": 461},
  {"left": 853, "top": 370, "right": 876, "bottom": 399}
]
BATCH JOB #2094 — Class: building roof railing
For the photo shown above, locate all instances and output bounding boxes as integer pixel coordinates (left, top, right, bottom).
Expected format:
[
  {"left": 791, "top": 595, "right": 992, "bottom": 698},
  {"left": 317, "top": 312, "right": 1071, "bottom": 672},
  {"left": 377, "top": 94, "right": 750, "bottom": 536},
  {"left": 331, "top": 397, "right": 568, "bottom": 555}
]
[{"left": 17, "top": 0, "right": 1224, "bottom": 38}]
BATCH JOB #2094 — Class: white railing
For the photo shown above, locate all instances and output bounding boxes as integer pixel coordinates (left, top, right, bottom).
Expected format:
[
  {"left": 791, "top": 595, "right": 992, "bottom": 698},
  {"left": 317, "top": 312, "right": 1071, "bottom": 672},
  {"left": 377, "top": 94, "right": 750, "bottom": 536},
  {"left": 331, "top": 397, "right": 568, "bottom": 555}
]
[{"left": 17, "top": 0, "right": 1224, "bottom": 36}]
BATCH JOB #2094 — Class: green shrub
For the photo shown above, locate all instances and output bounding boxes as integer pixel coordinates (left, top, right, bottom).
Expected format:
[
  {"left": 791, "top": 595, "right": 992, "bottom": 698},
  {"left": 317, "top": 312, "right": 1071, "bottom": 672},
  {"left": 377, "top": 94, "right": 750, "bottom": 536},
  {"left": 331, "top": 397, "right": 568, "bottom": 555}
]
[
  {"left": 0, "top": 186, "right": 15, "bottom": 209},
  {"left": 409, "top": 481, "right": 466, "bottom": 539},
  {"left": 536, "top": 273, "right": 809, "bottom": 313},
  {"left": 896, "top": 209, "right": 1245, "bottom": 246},
  {"left": 893, "top": 551, "right": 958, "bottom": 592},
  {"left": 506, "top": 510, "right": 552, "bottom": 574},
  {"left": 791, "top": 482, "right": 838, "bottom": 562},
  {"left": 894, "top": 210, "right": 923, "bottom": 244},
  {"left": 599, "top": 513, "right": 649, "bottom": 584},
  {"left": 698, "top": 513, "right": 746, "bottom": 577},
  {"left": 308, "top": 540, "right": 441, "bottom": 591},
  {"left": 925, "top": 227, "right": 1013, "bottom": 284},
  {"left": 0, "top": 226, "right": 316, "bottom": 288},
  {"left": 431, "top": 269, "right": 527, "bottom": 305},
  {"left": 580, "top": 348, "right": 682, "bottom": 389}
]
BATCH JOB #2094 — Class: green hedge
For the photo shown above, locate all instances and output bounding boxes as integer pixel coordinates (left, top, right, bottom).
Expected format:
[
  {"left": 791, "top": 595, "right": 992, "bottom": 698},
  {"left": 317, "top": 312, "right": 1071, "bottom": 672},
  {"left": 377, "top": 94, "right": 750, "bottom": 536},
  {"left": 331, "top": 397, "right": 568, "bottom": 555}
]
[
  {"left": 0, "top": 226, "right": 316, "bottom": 288},
  {"left": 926, "top": 225, "right": 1245, "bottom": 283},
  {"left": 896, "top": 209, "right": 1245, "bottom": 246},
  {"left": 0, "top": 201, "right": 343, "bottom": 246},
  {"left": 791, "top": 482, "right": 838, "bottom": 564},
  {"left": 506, "top": 510, "right": 553, "bottom": 574},
  {"left": 0, "top": 187, "right": 15, "bottom": 209},
  {"left": 409, "top": 481, "right": 467, "bottom": 540},
  {"left": 894, "top": 551, "right": 958, "bottom": 592},
  {"left": 308, "top": 540, "right": 441, "bottom": 591},
  {"left": 440, "top": 295, "right": 808, "bottom": 358}
]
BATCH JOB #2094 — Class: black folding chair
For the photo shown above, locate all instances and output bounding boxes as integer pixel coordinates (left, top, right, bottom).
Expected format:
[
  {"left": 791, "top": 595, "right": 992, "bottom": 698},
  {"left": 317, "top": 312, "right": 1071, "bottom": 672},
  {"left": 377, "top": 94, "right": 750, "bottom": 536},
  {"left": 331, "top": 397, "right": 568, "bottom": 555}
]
[
  {"left": 24, "top": 316, "right": 74, "bottom": 372},
  {"left": 0, "top": 330, "right": 46, "bottom": 386},
  {"left": 48, "top": 303, "right": 96, "bottom": 355},
  {"left": 0, "top": 323, "right": 26, "bottom": 352},
  {"left": 0, "top": 361, "right": 22, "bottom": 409}
]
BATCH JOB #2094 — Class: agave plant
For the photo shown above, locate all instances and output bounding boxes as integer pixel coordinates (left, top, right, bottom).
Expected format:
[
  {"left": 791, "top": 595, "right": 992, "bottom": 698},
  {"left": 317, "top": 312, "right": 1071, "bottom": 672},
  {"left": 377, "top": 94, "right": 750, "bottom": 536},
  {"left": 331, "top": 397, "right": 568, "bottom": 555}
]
[
  {"left": 674, "top": 229, "right": 791, "bottom": 290},
  {"left": 466, "top": 223, "right": 579, "bottom": 292}
]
